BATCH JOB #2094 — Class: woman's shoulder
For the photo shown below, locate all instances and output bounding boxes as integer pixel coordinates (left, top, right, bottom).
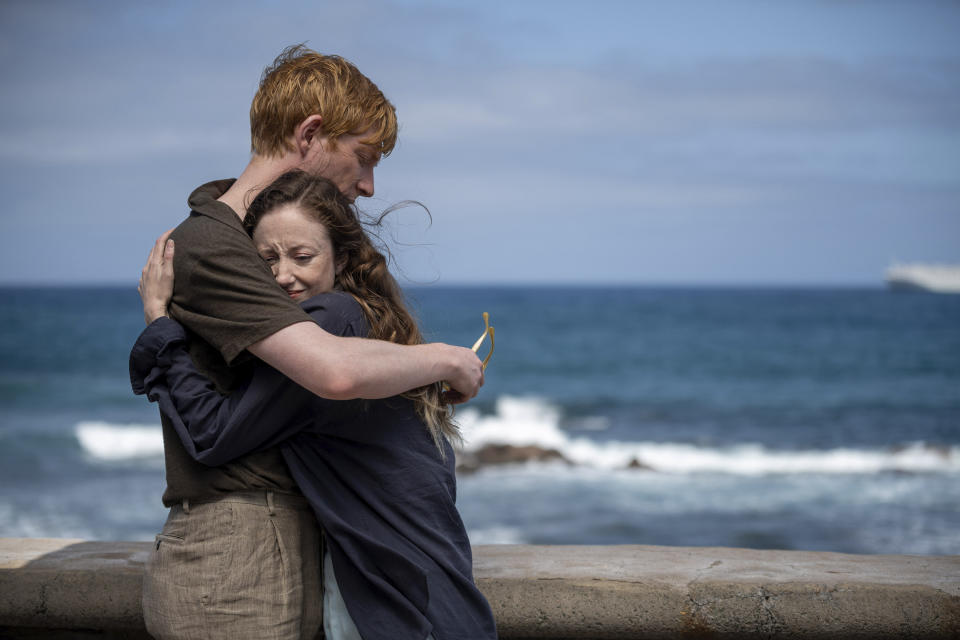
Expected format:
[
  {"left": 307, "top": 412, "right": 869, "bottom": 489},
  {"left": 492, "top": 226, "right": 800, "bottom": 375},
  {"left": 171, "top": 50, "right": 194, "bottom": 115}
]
[{"left": 300, "top": 291, "right": 369, "bottom": 338}]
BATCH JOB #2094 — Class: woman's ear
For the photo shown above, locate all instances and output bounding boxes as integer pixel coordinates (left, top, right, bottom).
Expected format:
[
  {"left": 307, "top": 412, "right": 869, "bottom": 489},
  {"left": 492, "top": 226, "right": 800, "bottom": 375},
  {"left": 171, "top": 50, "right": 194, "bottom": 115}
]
[{"left": 335, "top": 255, "right": 347, "bottom": 275}]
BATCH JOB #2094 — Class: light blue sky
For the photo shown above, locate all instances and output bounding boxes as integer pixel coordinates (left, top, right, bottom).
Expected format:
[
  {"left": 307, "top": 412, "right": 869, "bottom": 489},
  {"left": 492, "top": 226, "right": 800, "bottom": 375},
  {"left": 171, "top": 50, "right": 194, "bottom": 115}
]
[{"left": 1, "top": 0, "right": 958, "bottom": 285}]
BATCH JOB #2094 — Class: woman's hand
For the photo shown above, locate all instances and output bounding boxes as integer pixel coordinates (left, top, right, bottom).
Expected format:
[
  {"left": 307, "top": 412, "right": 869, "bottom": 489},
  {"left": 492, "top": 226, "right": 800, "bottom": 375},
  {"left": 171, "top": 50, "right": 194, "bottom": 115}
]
[{"left": 139, "top": 229, "right": 176, "bottom": 325}]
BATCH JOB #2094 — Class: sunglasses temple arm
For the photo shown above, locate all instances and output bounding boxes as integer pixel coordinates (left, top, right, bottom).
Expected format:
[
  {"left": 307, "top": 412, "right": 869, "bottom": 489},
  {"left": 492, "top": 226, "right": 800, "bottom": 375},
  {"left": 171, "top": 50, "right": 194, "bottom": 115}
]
[
  {"left": 480, "top": 326, "right": 495, "bottom": 370},
  {"left": 471, "top": 312, "right": 491, "bottom": 352}
]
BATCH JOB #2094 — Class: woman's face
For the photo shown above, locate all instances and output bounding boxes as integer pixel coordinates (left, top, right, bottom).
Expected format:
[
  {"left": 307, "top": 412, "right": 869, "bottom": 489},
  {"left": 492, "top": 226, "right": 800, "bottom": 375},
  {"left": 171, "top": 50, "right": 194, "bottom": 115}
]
[{"left": 252, "top": 204, "right": 338, "bottom": 302}]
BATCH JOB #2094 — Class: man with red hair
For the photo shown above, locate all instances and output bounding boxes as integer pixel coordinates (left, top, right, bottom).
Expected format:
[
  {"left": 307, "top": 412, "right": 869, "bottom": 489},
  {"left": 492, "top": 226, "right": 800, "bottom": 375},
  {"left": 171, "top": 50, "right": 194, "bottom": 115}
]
[{"left": 139, "top": 45, "right": 483, "bottom": 640}]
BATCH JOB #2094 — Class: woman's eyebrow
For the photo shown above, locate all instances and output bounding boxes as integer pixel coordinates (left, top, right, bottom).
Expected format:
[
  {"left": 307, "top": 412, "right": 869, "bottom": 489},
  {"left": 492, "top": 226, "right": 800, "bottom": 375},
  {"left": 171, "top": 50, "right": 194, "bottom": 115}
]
[{"left": 256, "top": 243, "right": 315, "bottom": 253}]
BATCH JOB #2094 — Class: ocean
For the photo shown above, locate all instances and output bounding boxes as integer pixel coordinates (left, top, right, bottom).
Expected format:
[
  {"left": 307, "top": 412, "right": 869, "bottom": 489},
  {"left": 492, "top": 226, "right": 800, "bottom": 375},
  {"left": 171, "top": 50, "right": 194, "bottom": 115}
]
[{"left": 1, "top": 285, "right": 958, "bottom": 555}]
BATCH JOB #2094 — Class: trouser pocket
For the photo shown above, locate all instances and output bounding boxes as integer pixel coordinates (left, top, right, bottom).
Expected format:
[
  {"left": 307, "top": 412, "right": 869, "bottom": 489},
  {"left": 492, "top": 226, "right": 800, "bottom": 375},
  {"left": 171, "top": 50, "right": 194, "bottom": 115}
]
[
  {"left": 143, "top": 504, "right": 233, "bottom": 639},
  {"left": 144, "top": 499, "right": 322, "bottom": 640}
]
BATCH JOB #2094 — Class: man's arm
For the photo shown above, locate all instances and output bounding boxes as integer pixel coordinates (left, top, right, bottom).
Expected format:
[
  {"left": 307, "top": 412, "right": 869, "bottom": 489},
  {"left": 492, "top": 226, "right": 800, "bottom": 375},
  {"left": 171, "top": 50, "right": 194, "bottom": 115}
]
[
  {"left": 143, "top": 229, "right": 484, "bottom": 402},
  {"left": 248, "top": 323, "right": 484, "bottom": 402}
]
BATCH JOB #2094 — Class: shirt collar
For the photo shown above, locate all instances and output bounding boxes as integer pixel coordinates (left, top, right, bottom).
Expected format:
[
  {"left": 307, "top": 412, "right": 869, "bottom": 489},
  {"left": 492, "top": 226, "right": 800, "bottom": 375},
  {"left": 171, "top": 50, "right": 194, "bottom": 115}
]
[{"left": 187, "top": 179, "right": 244, "bottom": 230}]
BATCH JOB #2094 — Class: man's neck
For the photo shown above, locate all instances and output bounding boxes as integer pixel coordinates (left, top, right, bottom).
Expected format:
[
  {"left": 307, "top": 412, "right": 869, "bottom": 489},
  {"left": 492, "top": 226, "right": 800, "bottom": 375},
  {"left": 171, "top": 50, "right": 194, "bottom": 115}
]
[{"left": 217, "top": 153, "right": 298, "bottom": 220}]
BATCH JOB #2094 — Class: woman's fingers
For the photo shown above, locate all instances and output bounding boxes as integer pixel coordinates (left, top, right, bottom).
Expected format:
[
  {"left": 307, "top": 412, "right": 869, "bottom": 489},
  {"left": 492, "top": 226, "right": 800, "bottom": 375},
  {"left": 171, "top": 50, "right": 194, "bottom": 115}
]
[
  {"left": 140, "top": 230, "right": 175, "bottom": 291},
  {"left": 163, "top": 235, "right": 175, "bottom": 263},
  {"left": 139, "top": 229, "right": 176, "bottom": 324}
]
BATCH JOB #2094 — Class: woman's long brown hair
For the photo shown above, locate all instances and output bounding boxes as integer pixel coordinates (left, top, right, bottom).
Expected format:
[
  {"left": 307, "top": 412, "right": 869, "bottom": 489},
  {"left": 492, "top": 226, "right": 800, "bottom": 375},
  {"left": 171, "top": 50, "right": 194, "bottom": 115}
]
[{"left": 244, "top": 170, "right": 458, "bottom": 451}]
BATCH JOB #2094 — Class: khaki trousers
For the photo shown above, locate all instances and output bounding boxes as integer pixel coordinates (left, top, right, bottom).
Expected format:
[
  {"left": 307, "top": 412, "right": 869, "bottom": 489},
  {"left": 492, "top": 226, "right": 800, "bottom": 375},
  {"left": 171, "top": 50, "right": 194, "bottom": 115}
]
[{"left": 142, "top": 491, "right": 322, "bottom": 640}]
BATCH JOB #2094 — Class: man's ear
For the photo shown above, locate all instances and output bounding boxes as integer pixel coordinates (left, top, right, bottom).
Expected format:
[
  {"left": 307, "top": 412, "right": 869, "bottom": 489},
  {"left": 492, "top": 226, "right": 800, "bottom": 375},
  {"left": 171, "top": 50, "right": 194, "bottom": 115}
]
[{"left": 295, "top": 115, "right": 325, "bottom": 157}]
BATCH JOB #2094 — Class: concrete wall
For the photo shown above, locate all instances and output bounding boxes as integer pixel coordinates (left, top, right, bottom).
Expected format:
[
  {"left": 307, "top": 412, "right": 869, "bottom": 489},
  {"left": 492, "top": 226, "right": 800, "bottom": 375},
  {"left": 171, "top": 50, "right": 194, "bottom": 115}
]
[{"left": 1, "top": 537, "right": 958, "bottom": 639}]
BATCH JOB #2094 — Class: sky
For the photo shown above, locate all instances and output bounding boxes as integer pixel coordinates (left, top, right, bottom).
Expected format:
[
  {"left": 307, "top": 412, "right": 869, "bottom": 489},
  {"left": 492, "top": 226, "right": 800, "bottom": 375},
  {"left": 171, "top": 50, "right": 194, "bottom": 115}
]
[{"left": 1, "top": 0, "right": 958, "bottom": 286}]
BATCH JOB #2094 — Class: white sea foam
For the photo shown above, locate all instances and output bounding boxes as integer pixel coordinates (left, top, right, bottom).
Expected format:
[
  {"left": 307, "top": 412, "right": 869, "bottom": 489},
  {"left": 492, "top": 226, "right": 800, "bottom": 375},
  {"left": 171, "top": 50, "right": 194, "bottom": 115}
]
[
  {"left": 458, "top": 396, "right": 960, "bottom": 475},
  {"left": 466, "top": 525, "right": 527, "bottom": 545},
  {"left": 75, "top": 421, "right": 164, "bottom": 460},
  {"left": 73, "top": 400, "right": 960, "bottom": 475}
]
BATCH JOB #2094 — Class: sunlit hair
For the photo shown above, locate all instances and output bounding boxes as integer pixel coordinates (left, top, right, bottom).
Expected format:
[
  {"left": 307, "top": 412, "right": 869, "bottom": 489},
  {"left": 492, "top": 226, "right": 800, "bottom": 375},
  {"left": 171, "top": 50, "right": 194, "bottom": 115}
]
[
  {"left": 250, "top": 44, "right": 398, "bottom": 159},
  {"left": 243, "top": 170, "right": 458, "bottom": 451}
]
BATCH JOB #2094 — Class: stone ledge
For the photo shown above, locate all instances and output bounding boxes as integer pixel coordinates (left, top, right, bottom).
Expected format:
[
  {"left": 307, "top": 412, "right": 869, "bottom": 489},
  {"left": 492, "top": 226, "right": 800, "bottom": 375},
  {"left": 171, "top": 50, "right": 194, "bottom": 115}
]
[{"left": 1, "top": 538, "right": 958, "bottom": 638}]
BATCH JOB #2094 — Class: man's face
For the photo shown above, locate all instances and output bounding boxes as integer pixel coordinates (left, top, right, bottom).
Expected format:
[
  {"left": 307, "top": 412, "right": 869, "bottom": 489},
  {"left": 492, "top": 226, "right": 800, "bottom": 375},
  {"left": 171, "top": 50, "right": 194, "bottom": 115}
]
[{"left": 301, "top": 128, "right": 381, "bottom": 203}]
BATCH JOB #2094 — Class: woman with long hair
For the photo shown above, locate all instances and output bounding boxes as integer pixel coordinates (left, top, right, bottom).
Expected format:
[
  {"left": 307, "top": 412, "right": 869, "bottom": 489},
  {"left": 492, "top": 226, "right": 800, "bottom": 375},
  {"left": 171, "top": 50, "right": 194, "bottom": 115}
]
[{"left": 131, "top": 170, "right": 496, "bottom": 640}]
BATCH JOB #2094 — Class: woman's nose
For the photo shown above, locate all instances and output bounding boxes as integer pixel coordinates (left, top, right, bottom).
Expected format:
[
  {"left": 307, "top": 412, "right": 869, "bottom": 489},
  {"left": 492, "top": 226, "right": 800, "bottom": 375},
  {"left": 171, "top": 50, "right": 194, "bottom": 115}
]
[{"left": 273, "top": 260, "right": 295, "bottom": 284}]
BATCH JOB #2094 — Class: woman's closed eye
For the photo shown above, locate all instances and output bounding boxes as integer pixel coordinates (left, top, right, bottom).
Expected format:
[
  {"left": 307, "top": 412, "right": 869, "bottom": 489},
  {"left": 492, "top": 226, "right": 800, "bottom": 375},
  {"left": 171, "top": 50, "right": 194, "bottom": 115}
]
[{"left": 294, "top": 254, "right": 315, "bottom": 263}]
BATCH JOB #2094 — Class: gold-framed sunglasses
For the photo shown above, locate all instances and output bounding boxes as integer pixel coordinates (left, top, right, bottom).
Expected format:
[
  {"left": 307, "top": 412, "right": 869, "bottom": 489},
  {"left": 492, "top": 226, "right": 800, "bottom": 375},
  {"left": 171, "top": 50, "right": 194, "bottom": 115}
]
[{"left": 443, "top": 312, "right": 494, "bottom": 392}]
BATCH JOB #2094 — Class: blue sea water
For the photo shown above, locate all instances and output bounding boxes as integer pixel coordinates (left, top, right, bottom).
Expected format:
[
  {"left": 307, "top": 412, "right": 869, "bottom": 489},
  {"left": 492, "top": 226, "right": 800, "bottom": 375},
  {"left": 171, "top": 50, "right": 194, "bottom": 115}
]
[{"left": 1, "top": 285, "right": 958, "bottom": 554}]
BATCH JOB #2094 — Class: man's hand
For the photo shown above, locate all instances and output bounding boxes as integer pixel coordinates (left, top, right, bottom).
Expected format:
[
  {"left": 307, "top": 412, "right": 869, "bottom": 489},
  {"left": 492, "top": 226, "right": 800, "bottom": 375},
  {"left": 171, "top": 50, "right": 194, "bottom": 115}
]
[
  {"left": 436, "top": 344, "right": 485, "bottom": 404},
  {"left": 139, "top": 229, "right": 176, "bottom": 325}
]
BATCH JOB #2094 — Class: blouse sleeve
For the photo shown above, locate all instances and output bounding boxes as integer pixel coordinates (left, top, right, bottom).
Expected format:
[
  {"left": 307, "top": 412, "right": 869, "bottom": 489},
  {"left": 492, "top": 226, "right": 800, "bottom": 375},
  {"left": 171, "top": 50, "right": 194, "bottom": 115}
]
[{"left": 129, "top": 293, "right": 368, "bottom": 466}]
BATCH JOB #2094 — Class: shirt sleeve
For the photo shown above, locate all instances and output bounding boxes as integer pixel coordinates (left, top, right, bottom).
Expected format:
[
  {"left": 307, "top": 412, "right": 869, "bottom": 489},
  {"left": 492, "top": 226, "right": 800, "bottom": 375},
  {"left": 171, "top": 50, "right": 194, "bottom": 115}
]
[
  {"left": 168, "top": 214, "right": 311, "bottom": 364},
  {"left": 129, "top": 293, "right": 369, "bottom": 466}
]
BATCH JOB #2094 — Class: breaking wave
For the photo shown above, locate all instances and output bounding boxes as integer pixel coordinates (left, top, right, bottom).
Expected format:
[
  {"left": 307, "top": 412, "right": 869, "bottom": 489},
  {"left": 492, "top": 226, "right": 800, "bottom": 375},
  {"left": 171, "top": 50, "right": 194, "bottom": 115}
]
[
  {"left": 457, "top": 396, "right": 960, "bottom": 475},
  {"left": 75, "top": 421, "right": 164, "bottom": 460},
  {"left": 74, "top": 398, "right": 960, "bottom": 475}
]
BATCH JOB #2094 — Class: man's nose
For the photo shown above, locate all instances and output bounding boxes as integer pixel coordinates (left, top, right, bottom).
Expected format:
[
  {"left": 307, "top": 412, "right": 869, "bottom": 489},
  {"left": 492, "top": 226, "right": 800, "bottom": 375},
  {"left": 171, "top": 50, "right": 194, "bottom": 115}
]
[{"left": 356, "top": 168, "right": 374, "bottom": 198}]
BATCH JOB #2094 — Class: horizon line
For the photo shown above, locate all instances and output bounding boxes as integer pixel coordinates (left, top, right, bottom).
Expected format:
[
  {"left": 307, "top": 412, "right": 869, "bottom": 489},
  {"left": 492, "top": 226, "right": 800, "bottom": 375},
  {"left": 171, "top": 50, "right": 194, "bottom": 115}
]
[{"left": 0, "top": 280, "right": 890, "bottom": 290}]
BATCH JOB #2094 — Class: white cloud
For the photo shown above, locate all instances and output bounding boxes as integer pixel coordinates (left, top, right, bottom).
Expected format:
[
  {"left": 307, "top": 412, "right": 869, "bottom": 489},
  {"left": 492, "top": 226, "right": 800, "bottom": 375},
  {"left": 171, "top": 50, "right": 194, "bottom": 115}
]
[{"left": 1, "top": 0, "right": 958, "bottom": 284}]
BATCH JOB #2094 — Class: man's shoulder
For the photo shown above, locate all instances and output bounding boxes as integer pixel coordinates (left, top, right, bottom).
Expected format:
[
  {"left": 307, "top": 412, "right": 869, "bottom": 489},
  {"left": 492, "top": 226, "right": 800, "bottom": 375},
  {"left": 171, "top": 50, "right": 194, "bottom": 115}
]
[
  {"left": 171, "top": 178, "right": 243, "bottom": 243},
  {"left": 169, "top": 211, "right": 251, "bottom": 261},
  {"left": 171, "top": 210, "right": 237, "bottom": 242},
  {"left": 187, "top": 178, "right": 236, "bottom": 214},
  {"left": 300, "top": 292, "right": 369, "bottom": 338}
]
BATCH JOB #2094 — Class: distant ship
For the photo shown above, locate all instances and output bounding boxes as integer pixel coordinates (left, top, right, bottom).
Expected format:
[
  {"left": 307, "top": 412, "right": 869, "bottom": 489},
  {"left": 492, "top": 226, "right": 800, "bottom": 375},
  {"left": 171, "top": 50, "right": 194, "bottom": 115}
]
[{"left": 885, "top": 263, "right": 960, "bottom": 294}]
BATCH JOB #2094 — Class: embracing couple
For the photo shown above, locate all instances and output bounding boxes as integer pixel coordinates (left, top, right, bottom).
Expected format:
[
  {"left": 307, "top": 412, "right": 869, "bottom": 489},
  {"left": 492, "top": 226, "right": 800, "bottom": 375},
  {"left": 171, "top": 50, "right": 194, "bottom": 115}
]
[{"left": 129, "top": 45, "right": 497, "bottom": 640}]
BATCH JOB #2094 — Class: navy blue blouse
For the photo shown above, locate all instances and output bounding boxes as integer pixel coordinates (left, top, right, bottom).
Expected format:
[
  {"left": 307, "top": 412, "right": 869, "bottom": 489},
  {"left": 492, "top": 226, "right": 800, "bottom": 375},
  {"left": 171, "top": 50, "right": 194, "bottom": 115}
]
[{"left": 130, "top": 291, "right": 497, "bottom": 640}]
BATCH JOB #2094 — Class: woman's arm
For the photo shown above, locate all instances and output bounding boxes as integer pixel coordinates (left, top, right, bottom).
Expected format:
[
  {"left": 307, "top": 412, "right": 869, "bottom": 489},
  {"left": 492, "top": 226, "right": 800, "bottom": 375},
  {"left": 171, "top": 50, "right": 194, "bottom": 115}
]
[{"left": 130, "top": 316, "right": 319, "bottom": 466}]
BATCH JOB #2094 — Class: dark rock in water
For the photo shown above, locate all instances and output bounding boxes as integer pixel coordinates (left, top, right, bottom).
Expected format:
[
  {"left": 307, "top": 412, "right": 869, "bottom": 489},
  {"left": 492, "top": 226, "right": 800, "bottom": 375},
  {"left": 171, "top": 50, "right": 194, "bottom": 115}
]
[
  {"left": 456, "top": 444, "right": 572, "bottom": 473},
  {"left": 476, "top": 444, "right": 570, "bottom": 465},
  {"left": 626, "top": 457, "right": 654, "bottom": 471}
]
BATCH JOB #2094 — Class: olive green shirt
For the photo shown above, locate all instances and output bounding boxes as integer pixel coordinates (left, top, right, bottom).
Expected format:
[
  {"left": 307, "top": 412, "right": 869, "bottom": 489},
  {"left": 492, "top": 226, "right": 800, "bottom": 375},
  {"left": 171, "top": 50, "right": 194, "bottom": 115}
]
[{"left": 159, "top": 179, "right": 310, "bottom": 506}]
